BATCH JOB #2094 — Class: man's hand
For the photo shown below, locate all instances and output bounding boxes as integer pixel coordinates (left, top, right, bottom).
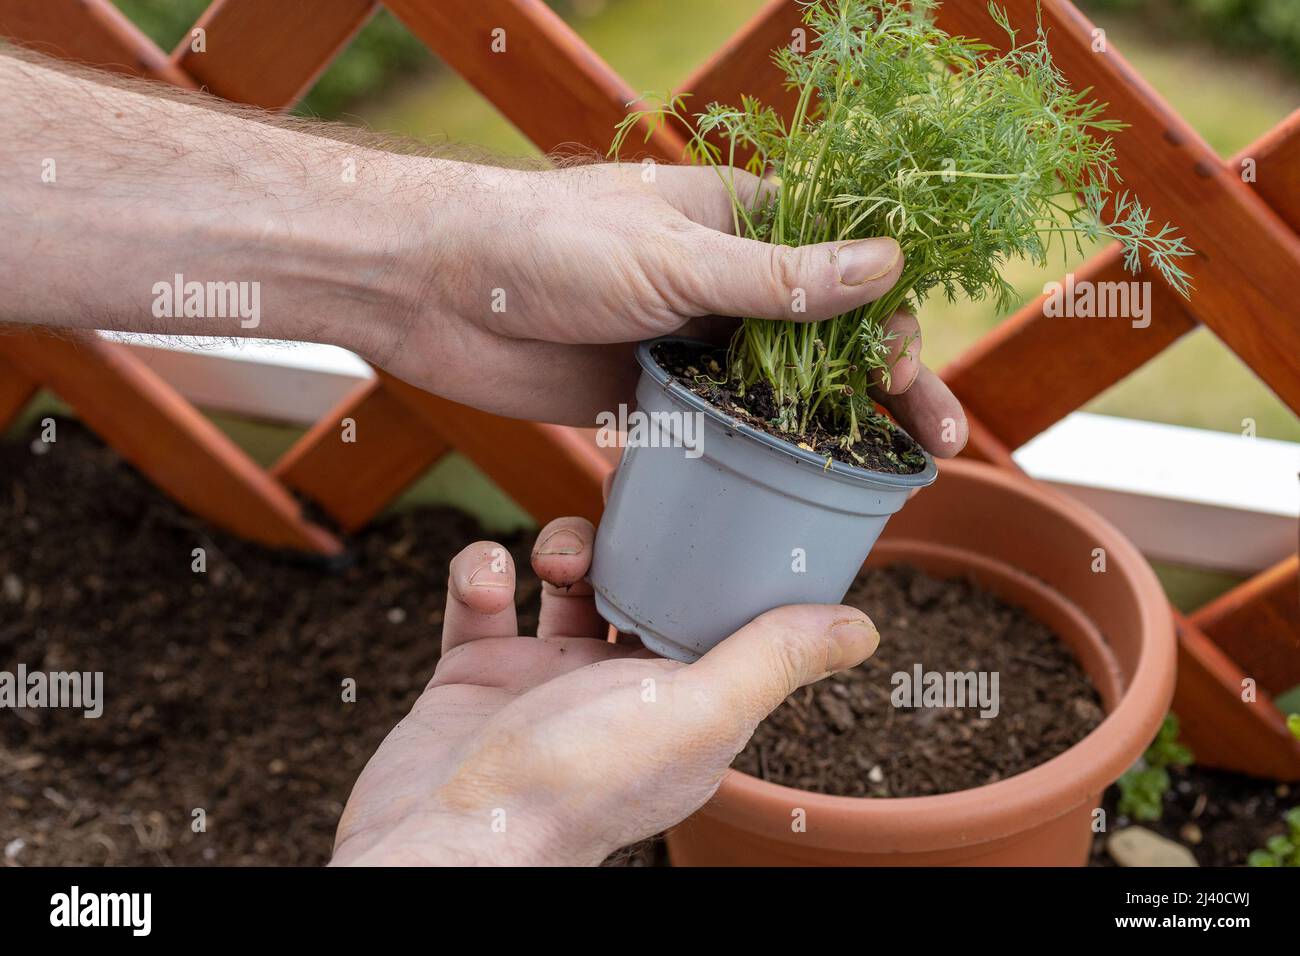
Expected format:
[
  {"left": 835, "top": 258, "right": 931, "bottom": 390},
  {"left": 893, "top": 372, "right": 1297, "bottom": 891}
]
[
  {"left": 2, "top": 52, "right": 965, "bottom": 456},
  {"left": 381, "top": 162, "right": 967, "bottom": 455},
  {"left": 331, "top": 515, "right": 880, "bottom": 866}
]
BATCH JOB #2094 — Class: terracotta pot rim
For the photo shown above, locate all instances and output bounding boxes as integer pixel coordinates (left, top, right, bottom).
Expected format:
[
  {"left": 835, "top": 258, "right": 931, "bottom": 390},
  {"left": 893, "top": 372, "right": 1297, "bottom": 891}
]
[{"left": 700, "top": 458, "right": 1176, "bottom": 854}]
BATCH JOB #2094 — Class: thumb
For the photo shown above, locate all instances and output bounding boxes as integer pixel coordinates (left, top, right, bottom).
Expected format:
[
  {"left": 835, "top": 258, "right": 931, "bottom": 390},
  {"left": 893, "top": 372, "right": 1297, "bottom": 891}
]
[
  {"left": 676, "top": 228, "right": 904, "bottom": 322},
  {"left": 682, "top": 604, "right": 880, "bottom": 726}
]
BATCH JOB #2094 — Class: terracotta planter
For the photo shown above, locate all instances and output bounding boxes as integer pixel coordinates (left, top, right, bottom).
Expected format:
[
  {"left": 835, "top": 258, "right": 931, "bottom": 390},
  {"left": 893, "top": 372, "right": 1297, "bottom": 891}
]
[{"left": 667, "top": 458, "right": 1176, "bottom": 866}]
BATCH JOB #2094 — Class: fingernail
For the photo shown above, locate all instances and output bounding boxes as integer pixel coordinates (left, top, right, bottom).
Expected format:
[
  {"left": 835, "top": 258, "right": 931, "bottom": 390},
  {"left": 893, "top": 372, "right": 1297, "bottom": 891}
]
[
  {"left": 828, "top": 617, "right": 879, "bottom": 670},
  {"left": 534, "top": 528, "right": 584, "bottom": 556},
  {"left": 834, "top": 238, "right": 901, "bottom": 286},
  {"left": 467, "top": 563, "right": 511, "bottom": 588}
]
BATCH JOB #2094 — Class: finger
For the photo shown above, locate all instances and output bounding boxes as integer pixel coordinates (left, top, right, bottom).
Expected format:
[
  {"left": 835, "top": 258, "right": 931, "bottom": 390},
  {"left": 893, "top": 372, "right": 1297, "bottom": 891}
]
[
  {"left": 682, "top": 604, "right": 880, "bottom": 727},
  {"left": 870, "top": 364, "right": 968, "bottom": 458},
  {"left": 869, "top": 310, "right": 922, "bottom": 394},
  {"left": 442, "top": 541, "right": 519, "bottom": 654},
  {"left": 672, "top": 224, "right": 905, "bottom": 324},
  {"left": 532, "top": 517, "right": 607, "bottom": 639},
  {"left": 652, "top": 165, "right": 775, "bottom": 235}
]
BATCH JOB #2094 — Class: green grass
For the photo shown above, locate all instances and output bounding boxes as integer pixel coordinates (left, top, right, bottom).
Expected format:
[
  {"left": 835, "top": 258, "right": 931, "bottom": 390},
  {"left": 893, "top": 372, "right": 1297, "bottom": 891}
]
[{"left": 356, "top": 5, "right": 1300, "bottom": 441}]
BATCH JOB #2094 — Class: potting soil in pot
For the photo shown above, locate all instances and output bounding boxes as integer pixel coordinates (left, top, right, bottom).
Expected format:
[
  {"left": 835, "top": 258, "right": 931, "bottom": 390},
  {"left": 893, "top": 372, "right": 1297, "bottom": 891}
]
[
  {"left": 734, "top": 565, "right": 1107, "bottom": 797},
  {"left": 652, "top": 340, "right": 927, "bottom": 475}
]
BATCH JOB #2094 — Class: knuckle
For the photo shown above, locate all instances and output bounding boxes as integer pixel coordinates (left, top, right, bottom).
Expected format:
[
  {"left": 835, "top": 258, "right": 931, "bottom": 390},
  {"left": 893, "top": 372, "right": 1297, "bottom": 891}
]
[{"left": 766, "top": 244, "right": 804, "bottom": 307}]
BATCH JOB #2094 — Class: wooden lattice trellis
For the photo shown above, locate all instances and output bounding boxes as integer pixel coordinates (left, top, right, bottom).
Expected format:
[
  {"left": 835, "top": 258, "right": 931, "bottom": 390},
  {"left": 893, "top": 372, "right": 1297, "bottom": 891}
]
[{"left": 2, "top": 0, "right": 1297, "bottom": 778}]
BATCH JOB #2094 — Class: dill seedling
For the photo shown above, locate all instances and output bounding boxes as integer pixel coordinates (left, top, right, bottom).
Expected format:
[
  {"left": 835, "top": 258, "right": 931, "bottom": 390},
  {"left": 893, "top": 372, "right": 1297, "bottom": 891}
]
[{"left": 612, "top": 0, "right": 1194, "bottom": 462}]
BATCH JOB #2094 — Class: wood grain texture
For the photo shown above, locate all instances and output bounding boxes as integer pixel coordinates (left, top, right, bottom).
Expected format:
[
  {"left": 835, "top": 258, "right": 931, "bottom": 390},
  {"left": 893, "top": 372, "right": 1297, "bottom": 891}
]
[
  {"left": 0, "top": 331, "right": 340, "bottom": 554},
  {"left": 273, "top": 377, "right": 450, "bottom": 532},
  {"left": 1191, "top": 556, "right": 1300, "bottom": 698},
  {"left": 1173, "top": 610, "right": 1300, "bottom": 780},
  {"left": 1246, "top": 108, "right": 1300, "bottom": 234},
  {"left": 175, "top": 0, "right": 376, "bottom": 110},
  {"left": 0, "top": 0, "right": 194, "bottom": 86}
]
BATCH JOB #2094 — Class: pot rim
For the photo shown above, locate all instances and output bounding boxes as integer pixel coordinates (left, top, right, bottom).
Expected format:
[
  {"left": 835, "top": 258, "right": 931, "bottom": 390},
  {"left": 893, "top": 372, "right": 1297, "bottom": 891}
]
[
  {"left": 637, "top": 336, "right": 938, "bottom": 489},
  {"left": 693, "top": 457, "right": 1176, "bottom": 854}
]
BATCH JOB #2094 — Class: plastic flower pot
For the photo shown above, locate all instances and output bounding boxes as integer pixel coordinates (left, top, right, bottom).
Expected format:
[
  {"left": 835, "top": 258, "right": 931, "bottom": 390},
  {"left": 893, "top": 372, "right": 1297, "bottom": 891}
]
[
  {"left": 665, "top": 458, "right": 1177, "bottom": 866},
  {"left": 590, "top": 336, "right": 937, "bottom": 662}
]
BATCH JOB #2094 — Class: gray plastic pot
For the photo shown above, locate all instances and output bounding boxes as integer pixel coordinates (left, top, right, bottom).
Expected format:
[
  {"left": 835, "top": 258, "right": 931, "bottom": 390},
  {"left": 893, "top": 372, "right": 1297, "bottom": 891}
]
[{"left": 590, "top": 337, "right": 937, "bottom": 662}]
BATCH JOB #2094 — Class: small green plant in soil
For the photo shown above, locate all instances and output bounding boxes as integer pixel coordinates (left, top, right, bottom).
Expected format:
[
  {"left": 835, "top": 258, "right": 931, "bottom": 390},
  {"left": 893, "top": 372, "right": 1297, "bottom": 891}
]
[
  {"left": 613, "top": 0, "right": 1193, "bottom": 470},
  {"left": 1116, "top": 712, "right": 1193, "bottom": 821},
  {"left": 1247, "top": 807, "right": 1300, "bottom": 867}
]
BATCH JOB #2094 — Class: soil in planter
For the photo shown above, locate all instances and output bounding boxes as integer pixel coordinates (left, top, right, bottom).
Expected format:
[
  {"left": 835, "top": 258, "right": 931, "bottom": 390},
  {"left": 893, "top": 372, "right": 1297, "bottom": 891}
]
[
  {"left": 9, "top": 421, "right": 1281, "bottom": 869},
  {"left": 734, "top": 565, "right": 1106, "bottom": 797},
  {"left": 652, "top": 340, "right": 927, "bottom": 475},
  {"left": 1090, "top": 766, "right": 1298, "bottom": 867},
  {"left": 0, "top": 418, "right": 672, "bottom": 866}
]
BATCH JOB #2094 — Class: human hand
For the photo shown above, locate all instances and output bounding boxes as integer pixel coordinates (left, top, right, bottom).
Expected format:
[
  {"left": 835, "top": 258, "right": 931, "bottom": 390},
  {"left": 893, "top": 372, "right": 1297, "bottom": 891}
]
[
  {"left": 330, "top": 515, "right": 880, "bottom": 866},
  {"left": 375, "top": 162, "right": 967, "bottom": 456},
  {"left": 0, "top": 52, "right": 962, "bottom": 453},
  {"left": 1, "top": 54, "right": 961, "bottom": 456}
]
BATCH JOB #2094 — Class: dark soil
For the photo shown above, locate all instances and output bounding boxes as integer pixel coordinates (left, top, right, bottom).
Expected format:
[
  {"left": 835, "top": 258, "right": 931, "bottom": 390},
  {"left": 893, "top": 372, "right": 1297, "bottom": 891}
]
[
  {"left": 0, "top": 418, "right": 545, "bottom": 866},
  {"left": 653, "top": 340, "right": 927, "bottom": 475},
  {"left": 1, "top": 418, "right": 1286, "bottom": 868},
  {"left": 1090, "top": 766, "right": 1297, "bottom": 867},
  {"left": 735, "top": 565, "right": 1106, "bottom": 796}
]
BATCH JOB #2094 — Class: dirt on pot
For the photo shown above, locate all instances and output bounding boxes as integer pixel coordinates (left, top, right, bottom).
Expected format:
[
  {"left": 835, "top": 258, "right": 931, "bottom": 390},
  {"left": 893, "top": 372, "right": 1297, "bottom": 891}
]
[
  {"left": 653, "top": 340, "right": 927, "bottom": 475},
  {"left": 734, "top": 564, "right": 1106, "bottom": 797}
]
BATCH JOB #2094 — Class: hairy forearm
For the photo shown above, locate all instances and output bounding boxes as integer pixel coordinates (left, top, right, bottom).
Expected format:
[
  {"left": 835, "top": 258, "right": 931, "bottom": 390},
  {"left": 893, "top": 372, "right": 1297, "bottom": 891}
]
[{"left": 0, "top": 50, "right": 493, "bottom": 361}]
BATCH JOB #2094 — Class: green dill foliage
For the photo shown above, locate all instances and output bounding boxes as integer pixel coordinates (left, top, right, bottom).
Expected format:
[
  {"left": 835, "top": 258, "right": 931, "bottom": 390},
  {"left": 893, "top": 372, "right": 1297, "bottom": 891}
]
[
  {"left": 1289, "top": 712, "right": 1300, "bottom": 741},
  {"left": 612, "top": 0, "right": 1194, "bottom": 455},
  {"left": 1247, "top": 807, "right": 1300, "bottom": 867},
  {"left": 1116, "top": 713, "right": 1193, "bottom": 822}
]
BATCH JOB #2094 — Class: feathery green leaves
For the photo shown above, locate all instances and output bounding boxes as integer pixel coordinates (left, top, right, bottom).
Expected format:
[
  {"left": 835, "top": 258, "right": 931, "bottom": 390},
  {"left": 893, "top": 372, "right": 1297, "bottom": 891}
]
[{"left": 612, "top": 0, "right": 1194, "bottom": 450}]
